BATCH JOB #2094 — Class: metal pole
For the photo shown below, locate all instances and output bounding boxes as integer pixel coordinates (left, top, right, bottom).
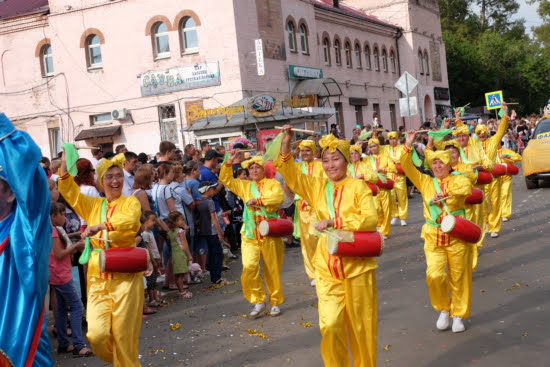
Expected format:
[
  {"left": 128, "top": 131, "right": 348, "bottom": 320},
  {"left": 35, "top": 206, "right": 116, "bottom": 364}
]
[{"left": 406, "top": 76, "right": 411, "bottom": 129}]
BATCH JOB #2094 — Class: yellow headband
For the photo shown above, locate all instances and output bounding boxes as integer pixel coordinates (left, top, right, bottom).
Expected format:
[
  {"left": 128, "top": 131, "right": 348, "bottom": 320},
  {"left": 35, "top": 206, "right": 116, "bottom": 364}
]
[
  {"left": 350, "top": 145, "right": 362, "bottom": 154},
  {"left": 452, "top": 125, "right": 470, "bottom": 137},
  {"left": 475, "top": 124, "right": 488, "bottom": 136},
  {"left": 241, "top": 156, "right": 264, "bottom": 169},
  {"left": 368, "top": 138, "right": 380, "bottom": 146},
  {"left": 387, "top": 131, "right": 399, "bottom": 139},
  {"left": 298, "top": 140, "right": 317, "bottom": 154},
  {"left": 443, "top": 139, "right": 460, "bottom": 150},
  {"left": 425, "top": 149, "right": 451, "bottom": 167},
  {"left": 319, "top": 134, "right": 350, "bottom": 162},
  {"left": 97, "top": 153, "right": 125, "bottom": 183}
]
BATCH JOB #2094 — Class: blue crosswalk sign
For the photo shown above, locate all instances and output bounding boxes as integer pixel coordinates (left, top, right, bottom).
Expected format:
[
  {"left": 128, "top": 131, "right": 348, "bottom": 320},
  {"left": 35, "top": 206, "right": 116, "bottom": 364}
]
[{"left": 485, "top": 90, "right": 503, "bottom": 110}]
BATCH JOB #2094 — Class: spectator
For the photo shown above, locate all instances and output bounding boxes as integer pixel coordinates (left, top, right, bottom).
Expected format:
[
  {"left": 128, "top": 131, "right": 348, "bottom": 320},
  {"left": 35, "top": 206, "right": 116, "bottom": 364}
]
[
  {"left": 158, "top": 141, "right": 177, "bottom": 162},
  {"left": 50, "top": 159, "right": 62, "bottom": 182},
  {"left": 40, "top": 157, "right": 52, "bottom": 178},
  {"left": 122, "top": 151, "right": 139, "bottom": 196},
  {"left": 115, "top": 144, "right": 128, "bottom": 154},
  {"left": 74, "top": 158, "right": 101, "bottom": 230},
  {"left": 89, "top": 148, "right": 103, "bottom": 169},
  {"left": 183, "top": 160, "right": 202, "bottom": 205},
  {"left": 183, "top": 144, "right": 196, "bottom": 163},
  {"left": 200, "top": 141, "right": 210, "bottom": 158},
  {"left": 200, "top": 149, "right": 224, "bottom": 212},
  {"left": 171, "top": 165, "right": 196, "bottom": 259},
  {"left": 138, "top": 211, "right": 164, "bottom": 309},
  {"left": 137, "top": 152, "right": 148, "bottom": 165},
  {"left": 215, "top": 145, "right": 226, "bottom": 156},
  {"left": 103, "top": 151, "right": 115, "bottom": 160},
  {"left": 166, "top": 211, "right": 193, "bottom": 298}
]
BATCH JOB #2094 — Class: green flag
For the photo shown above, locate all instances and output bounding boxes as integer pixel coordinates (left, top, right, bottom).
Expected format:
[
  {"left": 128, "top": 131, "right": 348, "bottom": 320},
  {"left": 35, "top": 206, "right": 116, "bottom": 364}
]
[
  {"left": 263, "top": 132, "right": 285, "bottom": 162},
  {"left": 63, "top": 142, "right": 79, "bottom": 176},
  {"left": 428, "top": 129, "right": 453, "bottom": 142}
]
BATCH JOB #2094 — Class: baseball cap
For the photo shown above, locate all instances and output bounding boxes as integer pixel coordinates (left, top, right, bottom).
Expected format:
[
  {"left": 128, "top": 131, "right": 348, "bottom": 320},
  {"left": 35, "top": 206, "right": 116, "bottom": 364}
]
[
  {"left": 198, "top": 181, "right": 217, "bottom": 194},
  {"left": 204, "top": 149, "right": 223, "bottom": 161}
]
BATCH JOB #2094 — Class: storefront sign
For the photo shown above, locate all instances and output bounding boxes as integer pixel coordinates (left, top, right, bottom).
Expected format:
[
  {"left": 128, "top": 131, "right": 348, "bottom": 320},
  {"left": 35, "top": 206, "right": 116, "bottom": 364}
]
[
  {"left": 247, "top": 95, "right": 282, "bottom": 117},
  {"left": 140, "top": 62, "right": 221, "bottom": 97},
  {"left": 288, "top": 65, "right": 323, "bottom": 79},
  {"left": 349, "top": 97, "right": 368, "bottom": 106},
  {"left": 186, "top": 104, "right": 244, "bottom": 121}
]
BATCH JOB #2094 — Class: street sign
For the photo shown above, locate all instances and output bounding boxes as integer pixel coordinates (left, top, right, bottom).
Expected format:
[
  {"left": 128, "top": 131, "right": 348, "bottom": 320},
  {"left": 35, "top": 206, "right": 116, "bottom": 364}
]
[
  {"left": 399, "top": 96, "right": 418, "bottom": 117},
  {"left": 485, "top": 90, "right": 503, "bottom": 110},
  {"left": 394, "top": 71, "right": 418, "bottom": 95},
  {"left": 255, "top": 39, "right": 265, "bottom": 76}
]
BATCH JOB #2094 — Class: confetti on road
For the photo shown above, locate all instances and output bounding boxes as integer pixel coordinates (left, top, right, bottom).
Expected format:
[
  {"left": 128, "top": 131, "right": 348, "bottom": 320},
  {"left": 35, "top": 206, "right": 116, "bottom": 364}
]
[
  {"left": 300, "top": 322, "right": 314, "bottom": 327},
  {"left": 170, "top": 323, "right": 181, "bottom": 330},
  {"left": 246, "top": 329, "right": 268, "bottom": 339},
  {"left": 383, "top": 344, "right": 391, "bottom": 351}
]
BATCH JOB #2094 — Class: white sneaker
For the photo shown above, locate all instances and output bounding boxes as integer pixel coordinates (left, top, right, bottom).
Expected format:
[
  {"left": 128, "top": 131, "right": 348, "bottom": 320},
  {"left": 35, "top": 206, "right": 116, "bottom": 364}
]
[
  {"left": 400, "top": 219, "right": 407, "bottom": 227},
  {"left": 390, "top": 217, "right": 399, "bottom": 226},
  {"left": 502, "top": 217, "right": 509, "bottom": 222},
  {"left": 452, "top": 316, "right": 465, "bottom": 333},
  {"left": 436, "top": 311, "right": 450, "bottom": 330},
  {"left": 270, "top": 305, "right": 281, "bottom": 317},
  {"left": 490, "top": 232, "right": 499, "bottom": 238},
  {"left": 310, "top": 279, "right": 316, "bottom": 287},
  {"left": 383, "top": 235, "right": 388, "bottom": 240},
  {"left": 249, "top": 303, "right": 265, "bottom": 319}
]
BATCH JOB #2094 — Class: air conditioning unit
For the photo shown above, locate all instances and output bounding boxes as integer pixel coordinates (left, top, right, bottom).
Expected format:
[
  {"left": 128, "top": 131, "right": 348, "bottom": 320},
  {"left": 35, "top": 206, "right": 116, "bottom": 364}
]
[{"left": 111, "top": 108, "right": 128, "bottom": 120}]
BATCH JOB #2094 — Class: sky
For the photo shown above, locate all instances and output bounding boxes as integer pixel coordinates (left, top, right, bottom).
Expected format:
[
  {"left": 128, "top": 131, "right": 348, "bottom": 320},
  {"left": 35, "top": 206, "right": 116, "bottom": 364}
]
[{"left": 516, "top": 0, "right": 542, "bottom": 33}]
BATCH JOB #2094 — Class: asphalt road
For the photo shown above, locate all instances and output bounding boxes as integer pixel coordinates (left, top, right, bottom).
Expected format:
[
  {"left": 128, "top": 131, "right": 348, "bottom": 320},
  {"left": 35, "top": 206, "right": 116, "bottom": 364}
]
[{"left": 53, "top": 174, "right": 550, "bottom": 367}]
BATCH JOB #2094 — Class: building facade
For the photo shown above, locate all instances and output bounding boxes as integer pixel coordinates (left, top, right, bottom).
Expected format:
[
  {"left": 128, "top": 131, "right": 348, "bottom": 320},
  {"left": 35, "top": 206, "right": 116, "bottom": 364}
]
[{"left": 0, "top": 0, "right": 451, "bottom": 159}]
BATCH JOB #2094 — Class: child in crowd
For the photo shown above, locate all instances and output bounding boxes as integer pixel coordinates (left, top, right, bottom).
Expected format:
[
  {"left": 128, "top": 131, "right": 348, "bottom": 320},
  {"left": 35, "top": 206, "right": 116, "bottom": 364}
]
[
  {"left": 167, "top": 211, "right": 193, "bottom": 299},
  {"left": 139, "top": 211, "right": 166, "bottom": 307},
  {"left": 49, "top": 202, "right": 92, "bottom": 357}
]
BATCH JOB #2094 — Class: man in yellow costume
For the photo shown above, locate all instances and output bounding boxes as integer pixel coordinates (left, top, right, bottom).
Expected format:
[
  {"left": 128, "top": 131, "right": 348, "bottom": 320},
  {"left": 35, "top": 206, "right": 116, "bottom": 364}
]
[
  {"left": 277, "top": 125, "right": 379, "bottom": 367},
  {"left": 497, "top": 143, "right": 522, "bottom": 221},
  {"left": 58, "top": 153, "right": 143, "bottom": 366},
  {"left": 383, "top": 132, "right": 408, "bottom": 227},
  {"left": 219, "top": 155, "right": 285, "bottom": 318},
  {"left": 401, "top": 130, "right": 474, "bottom": 333}
]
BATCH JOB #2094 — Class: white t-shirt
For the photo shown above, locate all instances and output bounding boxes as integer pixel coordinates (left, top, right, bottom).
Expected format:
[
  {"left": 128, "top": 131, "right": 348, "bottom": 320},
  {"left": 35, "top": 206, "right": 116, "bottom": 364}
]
[
  {"left": 142, "top": 230, "right": 160, "bottom": 259},
  {"left": 151, "top": 183, "right": 174, "bottom": 220}
]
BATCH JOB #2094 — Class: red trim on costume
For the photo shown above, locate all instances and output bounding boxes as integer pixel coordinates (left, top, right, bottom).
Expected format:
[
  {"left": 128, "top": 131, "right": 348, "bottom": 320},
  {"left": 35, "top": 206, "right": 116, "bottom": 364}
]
[
  {"left": 327, "top": 256, "right": 333, "bottom": 278},
  {"left": 280, "top": 152, "right": 293, "bottom": 162},
  {"left": 0, "top": 236, "right": 8, "bottom": 256},
  {"left": 24, "top": 303, "right": 45, "bottom": 367},
  {"left": 332, "top": 257, "right": 340, "bottom": 279},
  {"left": 339, "top": 257, "right": 346, "bottom": 279},
  {"left": 59, "top": 172, "right": 70, "bottom": 180},
  {"left": 107, "top": 204, "right": 117, "bottom": 220},
  {"left": 403, "top": 145, "right": 412, "bottom": 154},
  {"left": 225, "top": 162, "right": 232, "bottom": 167}
]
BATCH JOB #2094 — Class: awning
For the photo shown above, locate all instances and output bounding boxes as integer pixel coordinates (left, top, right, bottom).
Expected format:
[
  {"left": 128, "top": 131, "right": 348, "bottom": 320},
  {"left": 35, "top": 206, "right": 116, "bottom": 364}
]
[
  {"left": 291, "top": 78, "right": 342, "bottom": 98},
  {"left": 74, "top": 125, "right": 121, "bottom": 141}
]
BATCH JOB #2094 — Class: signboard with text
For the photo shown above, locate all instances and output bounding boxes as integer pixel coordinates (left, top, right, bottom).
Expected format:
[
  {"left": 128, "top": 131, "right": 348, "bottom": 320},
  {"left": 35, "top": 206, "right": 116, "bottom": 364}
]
[{"left": 288, "top": 65, "right": 323, "bottom": 79}]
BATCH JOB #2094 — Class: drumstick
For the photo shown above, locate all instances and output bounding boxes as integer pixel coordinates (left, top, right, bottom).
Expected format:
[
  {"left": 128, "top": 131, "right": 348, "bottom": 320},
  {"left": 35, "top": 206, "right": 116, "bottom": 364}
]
[
  {"left": 321, "top": 230, "right": 343, "bottom": 241},
  {"left": 502, "top": 102, "right": 519, "bottom": 105},
  {"left": 235, "top": 148, "right": 255, "bottom": 152},
  {"left": 461, "top": 102, "right": 471, "bottom": 108},
  {"left": 89, "top": 237, "right": 112, "bottom": 242},
  {"left": 74, "top": 145, "right": 100, "bottom": 150},
  {"left": 275, "top": 126, "right": 315, "bottom": 134},
  {"left": 415, "top": 130, "right": 431, "bottom": 133},
  {"left": 432, "top": 195, "right": 453, "bottom": 203}
]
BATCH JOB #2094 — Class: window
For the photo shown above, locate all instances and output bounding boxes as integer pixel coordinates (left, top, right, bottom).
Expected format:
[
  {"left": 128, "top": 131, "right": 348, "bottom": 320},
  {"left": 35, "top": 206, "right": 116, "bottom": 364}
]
[
  {"left": 90, "top": 113, "right": 112, "bottom": 126},
  {"left": 354, "top": 105, "right": 363, "bottom": 125},
  {"left": 48, "top": 127, "right": 61, "bottom": 159},
  {"left": 334, "top": 39, "right": 341, "bottom": 65},
  {"left": 86, "top": 35, "right": 102, "bottom": 68},
  {"left": 180, "top": 17, "right": 198, "bottom": 54},
  {"left": 344, "top": 42, "right": 352, "bottom": 68},
  {"left": 373, "top": 47, "right": 379, "bottom": 71},
  {"left": 299, "top": 24, "right": 308, "bottom": 54},
  {"left": 323, "top": 38, "right": 331, "bottom": 65},
  {"left": 382, "top": 49, "right": 388, "bottom": 72},
  {"left": 287, "top": 22, "right": 296, "bottom": 52},
  {"left": 41, "top": 45, "right": 54, "bottom": 77},
  {"left": 424, "top": 51, "right": 430, "bottom": 75},
  {"left": 159, "top": 105, "right": 178, "bottom": 144},
  {"left": 364, "top": 45, "right": 371, "bottom": 69},
  {"left": 390, "top": 51, "right": 396, "bottom": 73},
  {"left": 153, "top": 22, "right": 170, "bottom": 59},
  {"left": 418, "top": 51, "right": 424, "bottom": 74},
  {"left": 354, "top": 43, "right": 362, "bottom": 68}
]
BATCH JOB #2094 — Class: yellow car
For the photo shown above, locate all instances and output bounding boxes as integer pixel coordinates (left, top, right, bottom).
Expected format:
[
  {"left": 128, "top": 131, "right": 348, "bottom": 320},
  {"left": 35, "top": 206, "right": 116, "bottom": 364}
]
[{"left": 523, "top": 118, "right": 550, "bottom": 189}]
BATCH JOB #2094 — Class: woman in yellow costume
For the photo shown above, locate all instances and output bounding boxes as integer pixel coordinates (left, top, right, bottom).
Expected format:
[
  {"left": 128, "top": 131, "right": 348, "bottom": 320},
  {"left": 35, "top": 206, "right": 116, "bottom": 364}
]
[
  {"left": 497, "top": 142, "right": 522, "bottom": 221},
  {"left": 219, "top": 154, "right": 285, "bottom": 318},
  {"left": 58, "top": 153, "right": 143, "bottom": 366},
  {"left": 293, "top": 140, "right": 325, "bottom": 287},
  {"left": 366, "top": 138, "right": 396, "bottom": 239},
  {"left": 277, "top": 125, "right": 378, "bottom": 367},
  {"left": 383, "top": 132, "right": 408, "bottom": 227},
  {"left": 401, "top": 130, "right": 474, "bottom": 333},
  {"left": 348, "top": 145, "right": 379, "bottom": 185}
]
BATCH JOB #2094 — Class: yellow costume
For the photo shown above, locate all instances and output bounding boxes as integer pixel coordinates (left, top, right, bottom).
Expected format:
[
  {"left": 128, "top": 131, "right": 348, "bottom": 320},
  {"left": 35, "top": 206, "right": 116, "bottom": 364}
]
[
  {"left": 498, "top": 148, "right": 522, "bottom": 219},
  {"left": 382, "top": 139, "right": 408, "bottom": 221},
  {"left": 58, "top": 172, "right": 143, "bottom": 366},
  {"left": 277, "top": 135, "right": 379, "bottom": 367},
  {"left": 219, "top": 161, "right": 285, "bottom": 306},
  {"left": 348, "top": 146, "right": 379, "bottom": 186},
  {"left": 400, "top": 147, "right": 474, "bottom": 319}
]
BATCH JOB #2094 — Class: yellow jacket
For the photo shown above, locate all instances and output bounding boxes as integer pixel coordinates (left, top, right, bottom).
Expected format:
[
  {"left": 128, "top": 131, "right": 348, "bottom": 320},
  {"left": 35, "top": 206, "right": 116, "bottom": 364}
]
[
  {"left": 348, "top": 161, "right": 379, "bottom": 183},
  {"left": 58, "top": 173, "right": 142, "bottom": 279},
  {"left": 293, "top": 160, "right": 325, "bottom": 212},
  {"left": 362, "top": 153, "right": 396, "bottom": 175},
  {"left": 276, "top": 152, "right": 378, "bottom": 279},
  {"left": 498, "top": 148, "right": 522, "bottom": 163},
  {"left": 480, "top": 116, "right": 509, "bottom": 161}
]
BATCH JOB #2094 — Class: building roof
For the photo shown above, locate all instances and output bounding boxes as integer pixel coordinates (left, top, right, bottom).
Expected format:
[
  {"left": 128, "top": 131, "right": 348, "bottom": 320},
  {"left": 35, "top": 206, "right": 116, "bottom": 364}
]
[
  {"left": 75, "top": 125, "right": 122, "bottom": 141},
  {"left": 311, "top": 0, "right": 398, "bottom": 29},
  {"left": 0, "top": 0, "right": 49, "bottom": 20}
]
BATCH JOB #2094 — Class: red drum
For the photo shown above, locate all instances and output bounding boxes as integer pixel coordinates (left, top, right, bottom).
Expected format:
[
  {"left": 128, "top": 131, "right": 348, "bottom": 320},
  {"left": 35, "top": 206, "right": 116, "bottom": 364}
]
[
  {"left": 99, "top": 247, "right": 149, "bottom": 273},
  {"left": 366, "top": 182, "right": 379, "bottom": 196},
  {"left": 491, "top": 164, "right": 507, "bottom": 178},
  {"left": 328, "top": 231, "right": 384, "bottom": 257},
  {"left": 505, "top": 163, "right": 519, "bottom": 176},
  {"left": 440, "top": 215, "right": 481, "bottom": 244},
  {"left": 476, "top": 170, "right": 493, "bottom": 185},
  {"left": 395, "top": 163, "right": 405, "bottom": 175},
  {"left": 258, "top": 219, "right": 294, "bottom": 237},
  {"left": 465, "top": 188, "right": 484, "bottom": 205},
  {"left": 376, "top": 177, "right": 395, "bottom": 190}
]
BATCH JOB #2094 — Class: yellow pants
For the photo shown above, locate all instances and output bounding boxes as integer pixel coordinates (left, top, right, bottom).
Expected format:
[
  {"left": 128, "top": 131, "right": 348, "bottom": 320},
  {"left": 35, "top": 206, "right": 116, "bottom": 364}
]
[
  {"left": 87, "top": 273, "right": 144, "bottom": 366},
  {"left": 486, "top": 178, "right": 502, "bottom": 233},
  {"left": 424, "top": 236, "right": 473, "bottom": 319},
  {"left": 298, "top": 207, "right": 319, "bottom": 280},
  {"left": 241, "top": 237, "right": 285, "bottom": 305},
  {"left": 317, "top": 270, "right": 377, "bottom": 367},
  {"left": 500, "top": 176, "right": 513, "bottom": 219},
  {"left": 377, "top": 189, "right": 392, "bottom": 236},
  {"left": 467, "top": 185, "right": 487, "bottom": 270},
  {"left": 390, "top": 175, "right": 408, "bottom": 220}
]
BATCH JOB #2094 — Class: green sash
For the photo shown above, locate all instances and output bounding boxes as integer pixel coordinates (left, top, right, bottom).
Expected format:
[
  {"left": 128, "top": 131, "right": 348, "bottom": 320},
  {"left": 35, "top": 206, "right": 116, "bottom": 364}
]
[
  {"left": 325, "top": 181, "right": 335, "bottom": 219},
  {"left": 369, "top": 156, "right": 387, "bottom": 183},
  {"left": 426, "top": 177, "right": 466, "bottom": 228},
  {"left": 459, "top": 147, "right": 470, "bottom": 164},
  {"left": 242, "top": 181, "right": 278, "bottom": 239},
  {"left": 79, "top": 199, "right": 109, "bottom": 264}
]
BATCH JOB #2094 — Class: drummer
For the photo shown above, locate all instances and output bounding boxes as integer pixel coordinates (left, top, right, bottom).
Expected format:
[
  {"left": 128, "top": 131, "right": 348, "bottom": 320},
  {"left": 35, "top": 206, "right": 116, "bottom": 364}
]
[
  {"left": 497, "top": 142, "right": 522, "bottom": 222},
  {"left": 276, "top": 126, "right": 379, "bottom": 367},
  {"left": 219, "top": 154, "right": 285, "bottom": 318},
  {"left": 383, "top": 132, "right": 409, "bottom": 227},
  {"left": 58, "top": 153, "right": 143, "bottom": 366},
  {"left": 400, "top": 130, "right": 474, "bottom": 333},
  {"left": 348, "top": 145, "right": 378, "bottom": 186}
]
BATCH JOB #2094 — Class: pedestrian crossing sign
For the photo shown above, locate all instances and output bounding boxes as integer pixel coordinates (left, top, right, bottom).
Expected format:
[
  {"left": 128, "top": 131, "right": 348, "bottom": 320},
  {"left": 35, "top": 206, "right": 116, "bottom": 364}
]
[{"left": 485, "top": 90, "right": 503, "bottom": 110}]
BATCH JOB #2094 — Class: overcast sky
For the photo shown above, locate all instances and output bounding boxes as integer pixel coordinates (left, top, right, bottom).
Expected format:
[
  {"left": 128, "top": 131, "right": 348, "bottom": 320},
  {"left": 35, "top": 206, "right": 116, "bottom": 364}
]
[{"left": 517, "top": 0, "right": 542, "bottom": 32}]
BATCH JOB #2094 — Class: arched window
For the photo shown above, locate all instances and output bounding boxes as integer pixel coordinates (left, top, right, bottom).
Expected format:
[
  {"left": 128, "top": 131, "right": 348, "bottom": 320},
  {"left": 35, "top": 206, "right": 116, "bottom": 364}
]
[
  {"left": 354, "top": 43, "right": 362, "bottom": 68},
  {"left": 334, "top": 39, "right": 341, "bottom": 66},
  {"left": 86, "top": 35, "right": 102, "bottom": 68},
  {"left": 287, "top": 22, "right": 296, "bottom": 52},
  {"left": 153, "top": 22, "right": 170, "bottom": 59},
  {"left": 364, "top": 45, "right": 371, "bottom": 69},
  {"left": 180, "top": 17, "right": 198, "bottom": 54},
  {"left": 382, "top": 49, "right": 388, "bottom": 72},
  {"left": 373, "top": 47, "right": 379, "bottom": 71},
  {"left": 344, "top": 42, "right": 352, "bottom": 68},
  {"left": 424, "top": 51, "right": 430, "bottom": 75},
  {"left": 390, "top": 51, "right": 396, "bottom": 73},
  {"left": 299, "top": 24, "right": 308, "bottom": 54},
  {"left": 418, "top": 51, "right": 424, "bottom": 74},
  {"left": 323, "top": 38, "right": 331, "bottom": 65},
  {"left": 41, "top": 45, "right": 54, "bottom": 77}
]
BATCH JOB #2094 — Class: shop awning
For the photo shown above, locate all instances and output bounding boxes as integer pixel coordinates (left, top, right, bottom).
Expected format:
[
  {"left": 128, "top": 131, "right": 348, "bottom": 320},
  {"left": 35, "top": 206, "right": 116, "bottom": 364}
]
[
  {"left": 74, "top": 125, "right": 122, "bottom": 141},
  {"left": 291, "top": 78, "right": 342, "bottom": 98}
]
